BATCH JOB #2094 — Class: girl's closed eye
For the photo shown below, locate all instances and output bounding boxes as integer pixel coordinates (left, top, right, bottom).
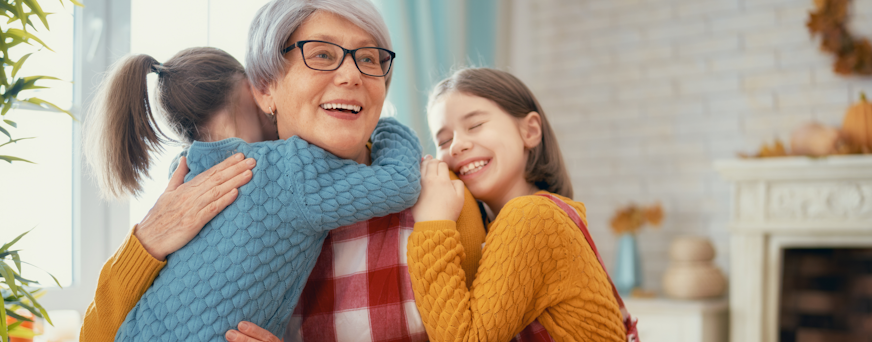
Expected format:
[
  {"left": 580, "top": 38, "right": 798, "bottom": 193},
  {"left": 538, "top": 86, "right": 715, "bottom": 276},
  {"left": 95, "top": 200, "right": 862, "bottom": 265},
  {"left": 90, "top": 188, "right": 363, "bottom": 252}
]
[
  {"left": 438, "top": 137, "right": 452, "bottom": 148},
  {"left": 469, "top": 122, "right": 484, "bottom": 130}
]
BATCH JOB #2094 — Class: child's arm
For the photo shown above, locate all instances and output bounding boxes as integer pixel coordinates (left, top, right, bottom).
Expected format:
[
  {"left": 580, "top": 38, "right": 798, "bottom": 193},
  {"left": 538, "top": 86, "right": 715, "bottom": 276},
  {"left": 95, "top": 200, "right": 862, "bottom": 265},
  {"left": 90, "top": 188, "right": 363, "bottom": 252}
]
[{"left": 292, "top": 117, "right": 423, "bottom": 232}]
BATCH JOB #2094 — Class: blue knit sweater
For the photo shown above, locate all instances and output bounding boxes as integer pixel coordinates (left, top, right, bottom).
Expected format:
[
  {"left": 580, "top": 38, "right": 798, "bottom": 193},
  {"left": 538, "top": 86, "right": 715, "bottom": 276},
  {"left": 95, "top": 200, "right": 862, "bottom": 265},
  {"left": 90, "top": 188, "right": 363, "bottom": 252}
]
[{"left": 115, "top": 118, "right": 422, "bottom": 341}]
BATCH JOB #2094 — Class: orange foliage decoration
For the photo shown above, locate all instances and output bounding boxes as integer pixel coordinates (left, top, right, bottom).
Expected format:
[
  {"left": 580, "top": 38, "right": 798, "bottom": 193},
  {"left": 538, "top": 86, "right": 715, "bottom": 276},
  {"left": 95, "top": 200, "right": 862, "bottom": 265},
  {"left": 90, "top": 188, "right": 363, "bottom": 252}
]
[
  {"left": 609, "top": 203, "right": 663, "bottom": 235},
  {"left": 807, "top": 0, "right": 872, "bottom": 76}
]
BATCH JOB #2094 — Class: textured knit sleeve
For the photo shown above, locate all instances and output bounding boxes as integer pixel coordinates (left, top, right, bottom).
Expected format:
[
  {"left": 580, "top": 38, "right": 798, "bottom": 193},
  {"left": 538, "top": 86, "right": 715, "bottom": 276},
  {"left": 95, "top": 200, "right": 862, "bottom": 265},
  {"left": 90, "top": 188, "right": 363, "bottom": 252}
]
[
  {"left": 408, "top": 196, "right": 626, "bottom": 342},
  {"left": 293, "top": 117, "right": 422, "bottom": 233},
  {"left": 450, "top": 172, "right": 486, "bottom": 289},
  {"left": 79, "top": 228, "right": 166, "bottom": 342}
]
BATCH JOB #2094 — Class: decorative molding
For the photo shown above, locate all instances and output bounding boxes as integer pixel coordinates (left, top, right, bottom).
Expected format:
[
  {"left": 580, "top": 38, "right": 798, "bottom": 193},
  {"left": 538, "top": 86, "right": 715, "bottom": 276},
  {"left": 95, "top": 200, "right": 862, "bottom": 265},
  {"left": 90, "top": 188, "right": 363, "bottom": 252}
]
[{"left": 767, "top": 182, "right": 872, "bottom": 221}]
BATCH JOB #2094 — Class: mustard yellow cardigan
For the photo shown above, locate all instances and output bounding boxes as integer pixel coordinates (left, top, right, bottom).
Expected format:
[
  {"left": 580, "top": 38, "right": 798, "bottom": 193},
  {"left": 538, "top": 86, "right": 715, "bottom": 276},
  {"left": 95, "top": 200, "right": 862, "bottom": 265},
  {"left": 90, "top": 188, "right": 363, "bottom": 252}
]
[
  {"left": 79, "top": 173, "right": 486, "bottom": 342},
  {"left": 408, "top": 192, "right": 626, "bottom": 342}
]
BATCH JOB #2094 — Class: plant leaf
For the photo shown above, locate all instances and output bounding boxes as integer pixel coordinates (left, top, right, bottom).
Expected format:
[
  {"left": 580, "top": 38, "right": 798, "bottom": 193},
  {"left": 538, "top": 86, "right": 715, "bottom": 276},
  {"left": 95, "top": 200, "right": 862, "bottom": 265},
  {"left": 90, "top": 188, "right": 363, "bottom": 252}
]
[
  {"left": 20, "top": 288, "right": 51, "bottom": 326},
  {"left": 5, "top": 310, "right": 31, "bottom": 322},
  {"left": 1, "top": 299, "right": 8, "bottom": 342},
  {"left": 0, "top": 137, "right": 34, "bottom": 148},
  {"left": 11, "top": 250, "right": 21, "bottom": 272},
  {"left": 3, "top": 119, "right": 16, "bottom": 128},
  {"left": 5, "top": 28, "right": 52, "bottom": 51},
  {"left": 13, "top": 273, "right": 39, "bottom": 286},
  {"left": 22, "top": 0, "right": 48, "bottom": 29},
  {"left": 6, "top": 321, "right": 22, "bottom": 332},
  {"left": 0, "top": 155, "right": 35, "bottom": 164},
  {"left": 0, "top": 1, "right": 16, "bottom": 14},
  {"left": 7, "top": 324, "right": 35, "bottom": 339},
  {"left": 10, "top": 53, "right": 31, "bottom": 78},
  {"left": 17, "top": 260, "right": 61, "bottom": 288},
  {"left": 21, "top": 75, "right": 61, "bottom": 90},
  {"left": 0, "top": 125, "right": 10, "bottom": 139},
  {"left": 0, "top": 262, "right": 19, "bottom": 296},
  {"left": 5, "top": 299, "right": 38, "bottom": 319},
  {"left": 23, "top": 97, "right": 73, "bottom": 118},
  {"left": 0, "top": 228, "right": 32, "bottom": 254}
]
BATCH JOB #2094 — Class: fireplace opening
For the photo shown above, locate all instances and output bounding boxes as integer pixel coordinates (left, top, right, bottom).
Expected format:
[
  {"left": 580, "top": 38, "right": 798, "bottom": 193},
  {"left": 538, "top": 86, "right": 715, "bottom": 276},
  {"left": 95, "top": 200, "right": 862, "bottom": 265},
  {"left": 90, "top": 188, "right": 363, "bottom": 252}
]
[{"left": 779, "top": 248, "right": 872, "bottom": 342}]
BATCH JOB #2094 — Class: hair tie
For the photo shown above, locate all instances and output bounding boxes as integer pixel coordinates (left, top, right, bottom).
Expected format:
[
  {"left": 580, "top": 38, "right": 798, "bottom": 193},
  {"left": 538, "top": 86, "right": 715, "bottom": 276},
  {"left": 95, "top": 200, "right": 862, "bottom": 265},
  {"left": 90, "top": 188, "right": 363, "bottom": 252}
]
[{"left": 152, "top": 62, "right": 163, "bottom": 76}]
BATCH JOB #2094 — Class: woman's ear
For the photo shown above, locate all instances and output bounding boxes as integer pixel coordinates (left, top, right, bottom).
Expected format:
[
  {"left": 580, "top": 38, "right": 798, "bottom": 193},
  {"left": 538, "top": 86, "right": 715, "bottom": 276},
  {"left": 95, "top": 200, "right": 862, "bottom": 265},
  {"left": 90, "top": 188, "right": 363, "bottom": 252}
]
[
  {"left": 250, "top": 82, "right": 275, "bottom": 114},
  {"left": 520, "top": 111, "right": 543, "bottom": 150}
]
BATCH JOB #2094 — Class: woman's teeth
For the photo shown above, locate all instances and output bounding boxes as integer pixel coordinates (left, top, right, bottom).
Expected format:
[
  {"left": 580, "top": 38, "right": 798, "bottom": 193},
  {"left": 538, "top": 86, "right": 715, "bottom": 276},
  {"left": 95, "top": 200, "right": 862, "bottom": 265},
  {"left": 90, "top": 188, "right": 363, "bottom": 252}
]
[
  {"left": 459, "top": 160, "right": 489, "bottom": 176},
  {"left": 320, "top": 103, "right": 362, "bottom": 114}
]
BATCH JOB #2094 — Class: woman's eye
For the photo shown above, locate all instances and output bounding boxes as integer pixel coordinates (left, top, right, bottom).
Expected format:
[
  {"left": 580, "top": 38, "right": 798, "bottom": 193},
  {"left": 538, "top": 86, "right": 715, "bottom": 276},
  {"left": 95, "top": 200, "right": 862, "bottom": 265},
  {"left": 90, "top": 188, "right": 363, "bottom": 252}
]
[
  {"left": 438, "top": 138, "right": 452, "bottom": 148},
  {"left": 309, "top": 50, "right": 334, "bottom": 60},
  {"left": 469, "top": 123, "right": 484, "bottom": 130}
]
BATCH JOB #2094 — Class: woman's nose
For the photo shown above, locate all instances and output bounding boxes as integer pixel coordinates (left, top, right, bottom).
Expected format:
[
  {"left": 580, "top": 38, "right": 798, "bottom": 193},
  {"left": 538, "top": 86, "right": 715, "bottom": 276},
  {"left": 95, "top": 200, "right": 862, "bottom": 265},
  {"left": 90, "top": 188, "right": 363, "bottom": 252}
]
[{"left": 334, "top": 55, "right": 362, "bottom": 86}]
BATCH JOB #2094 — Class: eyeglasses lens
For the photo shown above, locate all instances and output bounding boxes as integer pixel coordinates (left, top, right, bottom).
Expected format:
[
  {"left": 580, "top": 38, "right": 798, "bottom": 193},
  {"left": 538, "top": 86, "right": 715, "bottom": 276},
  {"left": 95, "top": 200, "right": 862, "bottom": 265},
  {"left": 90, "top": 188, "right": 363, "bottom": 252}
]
[{"left": 301, "top": 42, "right": 392, "bottom": 76}]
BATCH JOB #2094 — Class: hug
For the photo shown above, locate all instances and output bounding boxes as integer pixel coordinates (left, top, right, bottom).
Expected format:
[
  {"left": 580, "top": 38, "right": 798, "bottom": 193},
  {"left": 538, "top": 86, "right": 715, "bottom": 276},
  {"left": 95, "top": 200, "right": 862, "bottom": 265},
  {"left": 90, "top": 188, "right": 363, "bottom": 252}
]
[{"left": 80, "top": 0, "right": 630, "bottom": 341}]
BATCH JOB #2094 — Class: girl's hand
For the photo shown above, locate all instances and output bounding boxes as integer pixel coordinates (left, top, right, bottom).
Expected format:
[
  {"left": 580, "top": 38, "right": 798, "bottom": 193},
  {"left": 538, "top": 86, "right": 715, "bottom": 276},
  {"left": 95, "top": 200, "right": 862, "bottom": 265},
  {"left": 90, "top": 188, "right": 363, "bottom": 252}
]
[
  {"left": 411, "top": 156, "right": 465, "bottom": 222},
  {"left": 225, "top": 322, "right": 280, "bottom": 342},
  {"left": 135, "top": 153, "right": 256, "bottom": 261}
]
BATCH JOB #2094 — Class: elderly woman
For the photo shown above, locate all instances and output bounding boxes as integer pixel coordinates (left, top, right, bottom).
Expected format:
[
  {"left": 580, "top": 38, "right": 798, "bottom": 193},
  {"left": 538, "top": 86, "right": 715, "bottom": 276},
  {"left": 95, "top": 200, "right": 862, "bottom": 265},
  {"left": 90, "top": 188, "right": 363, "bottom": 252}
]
[{"left": 79, "top": 0, "right": 487, "bottom": 341}]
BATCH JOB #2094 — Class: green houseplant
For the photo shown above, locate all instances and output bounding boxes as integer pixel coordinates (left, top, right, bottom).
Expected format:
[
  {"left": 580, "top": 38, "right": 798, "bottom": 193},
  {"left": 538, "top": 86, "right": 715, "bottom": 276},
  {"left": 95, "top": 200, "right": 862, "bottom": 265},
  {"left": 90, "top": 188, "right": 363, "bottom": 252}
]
[
  {"left": 1, "top": 230, "right": 61, "bottom": 342},
  {"left": 1, "top": 0, "right": 82, "bottom": 341},
  {"left": 1, "top": 0, "right": 81, "bottom": 163}
]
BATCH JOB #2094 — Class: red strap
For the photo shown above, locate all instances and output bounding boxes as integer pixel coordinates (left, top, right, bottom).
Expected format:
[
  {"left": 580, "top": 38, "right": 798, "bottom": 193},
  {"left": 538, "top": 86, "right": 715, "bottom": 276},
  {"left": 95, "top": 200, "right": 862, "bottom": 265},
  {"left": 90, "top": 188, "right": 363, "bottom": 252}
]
[{"left": 537, "top": 194, "right": 639, "bottom": 342}]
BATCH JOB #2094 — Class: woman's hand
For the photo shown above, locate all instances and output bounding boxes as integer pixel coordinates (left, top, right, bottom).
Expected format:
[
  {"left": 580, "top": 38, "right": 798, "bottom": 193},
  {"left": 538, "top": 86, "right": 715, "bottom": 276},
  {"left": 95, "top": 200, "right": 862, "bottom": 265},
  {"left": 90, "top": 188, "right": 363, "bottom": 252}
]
[
  {"left": 225, "top": 322, "right": 280, "bottom": 342},
  {"left": 135, "top": 153, "right": 256, "bottom": 261},
  {"left": 411, "top": 156, "right": 465, "bottom": 222}
]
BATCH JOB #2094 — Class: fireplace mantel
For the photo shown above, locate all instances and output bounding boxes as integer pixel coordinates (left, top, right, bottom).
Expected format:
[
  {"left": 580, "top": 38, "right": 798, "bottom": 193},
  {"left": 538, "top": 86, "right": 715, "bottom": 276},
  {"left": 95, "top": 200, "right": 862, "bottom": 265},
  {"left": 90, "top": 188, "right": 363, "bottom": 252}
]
[{"left": 715, "top": 155, "right": 872, "bottom": 342}]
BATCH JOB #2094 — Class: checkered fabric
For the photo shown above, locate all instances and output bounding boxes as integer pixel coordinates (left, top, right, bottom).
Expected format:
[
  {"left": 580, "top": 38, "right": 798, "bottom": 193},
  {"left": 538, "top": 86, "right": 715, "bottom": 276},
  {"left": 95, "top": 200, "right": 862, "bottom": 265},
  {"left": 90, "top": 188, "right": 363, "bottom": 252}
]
[
  {"left": 285, "top": 209, "right": 427, "bottom": 342},
  {"left": 511, "top": 320, "right": 555, "bottom": 342}
]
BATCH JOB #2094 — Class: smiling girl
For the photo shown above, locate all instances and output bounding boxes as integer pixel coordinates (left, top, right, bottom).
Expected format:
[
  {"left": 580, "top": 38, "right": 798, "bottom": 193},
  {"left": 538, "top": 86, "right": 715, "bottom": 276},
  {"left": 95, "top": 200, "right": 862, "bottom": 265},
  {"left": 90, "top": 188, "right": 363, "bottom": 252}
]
[{"left": 408, "top": 68, "right": 630, "bottom": 342}]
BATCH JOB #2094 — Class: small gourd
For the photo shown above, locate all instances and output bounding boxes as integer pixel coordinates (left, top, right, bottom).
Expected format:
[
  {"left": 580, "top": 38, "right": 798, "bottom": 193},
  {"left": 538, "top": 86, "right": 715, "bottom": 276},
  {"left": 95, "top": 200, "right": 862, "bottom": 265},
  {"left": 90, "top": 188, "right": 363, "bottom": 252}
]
[{"left": 842, "top": 92, "right": 872, "bottom": 151}]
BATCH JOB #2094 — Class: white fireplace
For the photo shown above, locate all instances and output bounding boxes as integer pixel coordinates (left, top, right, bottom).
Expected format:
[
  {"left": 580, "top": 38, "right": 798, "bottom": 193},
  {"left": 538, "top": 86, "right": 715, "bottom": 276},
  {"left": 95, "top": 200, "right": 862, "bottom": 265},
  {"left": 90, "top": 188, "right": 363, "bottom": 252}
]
[{"left": 715, "top": 156, "right": 872, "bottom": 342}]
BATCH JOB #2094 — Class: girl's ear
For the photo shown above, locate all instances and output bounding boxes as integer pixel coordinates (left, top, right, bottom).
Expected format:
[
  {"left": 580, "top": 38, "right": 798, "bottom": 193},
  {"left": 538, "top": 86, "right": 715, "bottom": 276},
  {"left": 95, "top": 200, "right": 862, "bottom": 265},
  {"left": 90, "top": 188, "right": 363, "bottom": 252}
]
[
  {"left": 251, "top": 82, "right": 275, "bottom": 114},
  {"left": 520, "top": 111, "right": 543, "bottom": 150}
]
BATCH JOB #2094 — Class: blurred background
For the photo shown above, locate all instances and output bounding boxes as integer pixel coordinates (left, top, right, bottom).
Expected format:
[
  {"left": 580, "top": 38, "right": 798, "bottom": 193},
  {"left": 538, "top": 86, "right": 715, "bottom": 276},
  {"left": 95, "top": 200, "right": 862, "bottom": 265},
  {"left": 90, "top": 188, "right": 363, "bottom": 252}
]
[{"left": 2, "top": 0, "right": 872, "bottom": 341}]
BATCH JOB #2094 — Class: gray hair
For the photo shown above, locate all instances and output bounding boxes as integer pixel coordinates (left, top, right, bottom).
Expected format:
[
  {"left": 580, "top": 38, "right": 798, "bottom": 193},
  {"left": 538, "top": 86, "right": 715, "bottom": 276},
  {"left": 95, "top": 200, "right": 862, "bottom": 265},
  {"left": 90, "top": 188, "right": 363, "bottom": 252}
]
[{"left": 246, "top": 0, "right": 393, "bottom": 92}]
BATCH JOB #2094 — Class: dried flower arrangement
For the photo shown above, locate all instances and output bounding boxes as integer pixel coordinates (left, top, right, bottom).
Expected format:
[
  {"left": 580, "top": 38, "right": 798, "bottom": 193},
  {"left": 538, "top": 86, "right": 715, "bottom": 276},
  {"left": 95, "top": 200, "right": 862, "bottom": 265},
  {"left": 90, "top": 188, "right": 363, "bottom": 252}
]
[
  {"left": 609, "top": 203, "right": 663, "bottom": 235},
  {"left": 807, "top": 0, "right": 872, "bottom": 76}
]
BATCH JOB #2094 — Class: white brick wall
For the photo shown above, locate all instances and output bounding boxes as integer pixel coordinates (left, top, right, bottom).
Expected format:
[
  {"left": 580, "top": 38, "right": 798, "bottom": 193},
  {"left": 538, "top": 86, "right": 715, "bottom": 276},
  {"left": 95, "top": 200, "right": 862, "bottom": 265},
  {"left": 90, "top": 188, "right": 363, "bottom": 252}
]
[{"left": 509, "top": 0, "right": 872, "bottom": 293}]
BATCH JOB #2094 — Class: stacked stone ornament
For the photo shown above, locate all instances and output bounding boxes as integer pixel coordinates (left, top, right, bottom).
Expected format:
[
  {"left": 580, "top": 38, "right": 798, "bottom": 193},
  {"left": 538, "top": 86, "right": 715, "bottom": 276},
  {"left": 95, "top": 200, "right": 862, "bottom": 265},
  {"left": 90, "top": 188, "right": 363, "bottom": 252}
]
[{"left": 662, "top": 236, "right": 727, "bottom": 299}]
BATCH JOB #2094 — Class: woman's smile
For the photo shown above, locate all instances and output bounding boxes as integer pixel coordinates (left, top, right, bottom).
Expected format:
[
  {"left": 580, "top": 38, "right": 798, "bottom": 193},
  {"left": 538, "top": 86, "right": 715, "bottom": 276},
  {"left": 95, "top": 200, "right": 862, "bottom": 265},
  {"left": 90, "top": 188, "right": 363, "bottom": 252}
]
[{"left": 319, "top": 99, "right": 364, "bottom": 120}]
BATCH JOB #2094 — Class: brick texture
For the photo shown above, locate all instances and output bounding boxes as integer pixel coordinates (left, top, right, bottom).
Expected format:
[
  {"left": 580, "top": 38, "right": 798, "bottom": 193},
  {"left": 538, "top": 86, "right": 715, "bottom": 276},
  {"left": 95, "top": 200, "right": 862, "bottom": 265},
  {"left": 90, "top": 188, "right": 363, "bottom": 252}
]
[{"left": 509, "top": 0, "right": 872, "bottom": 293}]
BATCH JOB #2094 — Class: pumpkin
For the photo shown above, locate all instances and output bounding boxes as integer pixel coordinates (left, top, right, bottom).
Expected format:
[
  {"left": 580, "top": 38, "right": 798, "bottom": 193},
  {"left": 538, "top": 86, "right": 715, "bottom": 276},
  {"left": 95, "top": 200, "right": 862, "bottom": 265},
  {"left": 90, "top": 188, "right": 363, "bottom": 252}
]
[
  {"left": 790, "top": 121, "right": 840, "bottom": 157},
  {"left": 842, "top": 92, "right": 872, "bottom": 152}
]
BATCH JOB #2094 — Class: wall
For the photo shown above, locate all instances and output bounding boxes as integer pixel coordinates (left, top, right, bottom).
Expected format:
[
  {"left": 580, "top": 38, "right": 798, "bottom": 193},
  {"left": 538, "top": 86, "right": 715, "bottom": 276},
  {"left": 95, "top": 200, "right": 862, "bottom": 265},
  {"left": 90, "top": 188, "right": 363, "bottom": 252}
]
[{"left": 509, "top": 0, "right": 872, "bottom": 293}]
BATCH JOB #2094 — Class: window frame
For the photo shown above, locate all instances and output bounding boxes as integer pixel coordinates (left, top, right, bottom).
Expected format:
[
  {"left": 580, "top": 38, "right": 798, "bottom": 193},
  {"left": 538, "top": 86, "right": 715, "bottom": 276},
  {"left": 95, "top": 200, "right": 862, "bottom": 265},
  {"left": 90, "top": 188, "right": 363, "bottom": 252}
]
[{"left": 35, "top": 0, "right": 133, "bottom": 314}]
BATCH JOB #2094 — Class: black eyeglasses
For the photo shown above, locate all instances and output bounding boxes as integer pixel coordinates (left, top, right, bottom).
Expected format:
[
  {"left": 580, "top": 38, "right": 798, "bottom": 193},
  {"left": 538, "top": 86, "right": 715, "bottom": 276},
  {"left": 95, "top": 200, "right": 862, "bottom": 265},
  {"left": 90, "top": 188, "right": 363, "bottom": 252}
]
[{"left": 282, "top": 40, "right": 396, "bottom": 77}]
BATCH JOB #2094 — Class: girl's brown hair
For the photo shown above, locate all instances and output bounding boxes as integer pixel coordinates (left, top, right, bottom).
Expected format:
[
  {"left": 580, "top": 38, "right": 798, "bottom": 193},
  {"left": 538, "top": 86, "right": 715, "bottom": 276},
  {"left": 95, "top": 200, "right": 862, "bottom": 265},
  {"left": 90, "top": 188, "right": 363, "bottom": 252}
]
[
  {"left": 429, "top": 68, "right": 574, "bottom": 198},
  {"left": 83, "top": 47, "right": 245, "bottom": 199}
]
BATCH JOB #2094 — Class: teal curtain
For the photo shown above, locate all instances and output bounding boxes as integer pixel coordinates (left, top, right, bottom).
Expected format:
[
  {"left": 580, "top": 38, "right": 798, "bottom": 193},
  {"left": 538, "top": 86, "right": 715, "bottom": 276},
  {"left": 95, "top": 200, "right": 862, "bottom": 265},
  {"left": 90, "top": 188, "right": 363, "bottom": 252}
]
[{"left": 373, "top": 0, "right": 497, "bottom": 155}]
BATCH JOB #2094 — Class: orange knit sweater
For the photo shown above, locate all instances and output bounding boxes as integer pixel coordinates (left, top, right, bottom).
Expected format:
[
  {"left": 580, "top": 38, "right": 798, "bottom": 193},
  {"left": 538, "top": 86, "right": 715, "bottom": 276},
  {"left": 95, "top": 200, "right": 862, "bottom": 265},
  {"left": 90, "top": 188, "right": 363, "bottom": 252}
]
[
  {"left": 79, "top": 173, "right": 486, "bottom": 342},
  {"left": 408, "top": 192, "right": 626, "bottom": 342}
]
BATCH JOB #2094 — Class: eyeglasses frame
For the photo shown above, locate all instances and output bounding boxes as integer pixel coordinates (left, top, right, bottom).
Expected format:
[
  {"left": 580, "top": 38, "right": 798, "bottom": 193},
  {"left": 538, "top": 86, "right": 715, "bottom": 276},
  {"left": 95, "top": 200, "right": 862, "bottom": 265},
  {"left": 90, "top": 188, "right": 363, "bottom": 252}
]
[{"left": 281, "top": 40, "right": 396, "bottom": 77}]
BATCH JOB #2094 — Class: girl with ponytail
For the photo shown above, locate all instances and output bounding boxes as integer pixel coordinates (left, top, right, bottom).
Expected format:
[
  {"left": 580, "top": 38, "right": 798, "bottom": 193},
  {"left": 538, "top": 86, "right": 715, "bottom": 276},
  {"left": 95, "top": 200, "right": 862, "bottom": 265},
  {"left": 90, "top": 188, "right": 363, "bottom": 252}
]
[
  {"left": 80, "top": 47, "right": 424, "bottom": 341},
  {"left": 83, "top": 47, "right": 277, "bottom": 199}
]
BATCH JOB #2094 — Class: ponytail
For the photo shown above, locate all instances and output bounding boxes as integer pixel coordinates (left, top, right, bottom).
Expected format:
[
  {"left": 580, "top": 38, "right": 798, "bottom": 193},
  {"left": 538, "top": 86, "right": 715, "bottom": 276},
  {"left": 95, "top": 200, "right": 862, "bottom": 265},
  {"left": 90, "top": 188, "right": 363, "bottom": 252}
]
[
  {"left": 83, "top": 47, "right": 247, "bottom": 199},
  {"left": 84, "top": 54, "right": 167, "bottom": 199}
]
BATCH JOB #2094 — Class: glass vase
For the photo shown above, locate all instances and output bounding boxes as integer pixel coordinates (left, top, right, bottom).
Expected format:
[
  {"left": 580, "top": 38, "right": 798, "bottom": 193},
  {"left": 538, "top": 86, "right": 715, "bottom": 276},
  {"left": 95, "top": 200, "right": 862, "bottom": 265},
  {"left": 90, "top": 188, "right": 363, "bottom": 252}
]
[{"left": 613, "top": 233, "right": 642, "bottom": 296}]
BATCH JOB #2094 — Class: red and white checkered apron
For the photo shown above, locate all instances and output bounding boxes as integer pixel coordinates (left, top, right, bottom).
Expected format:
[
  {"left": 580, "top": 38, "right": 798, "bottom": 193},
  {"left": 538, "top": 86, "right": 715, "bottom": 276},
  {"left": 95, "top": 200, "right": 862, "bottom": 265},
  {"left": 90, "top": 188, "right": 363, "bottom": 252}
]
[
  {"left": 537, "top": 194, "right": 640, "bottom": 342},
  {"left": 285, "top": 209, "right": 428, "bottom": 342}
]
